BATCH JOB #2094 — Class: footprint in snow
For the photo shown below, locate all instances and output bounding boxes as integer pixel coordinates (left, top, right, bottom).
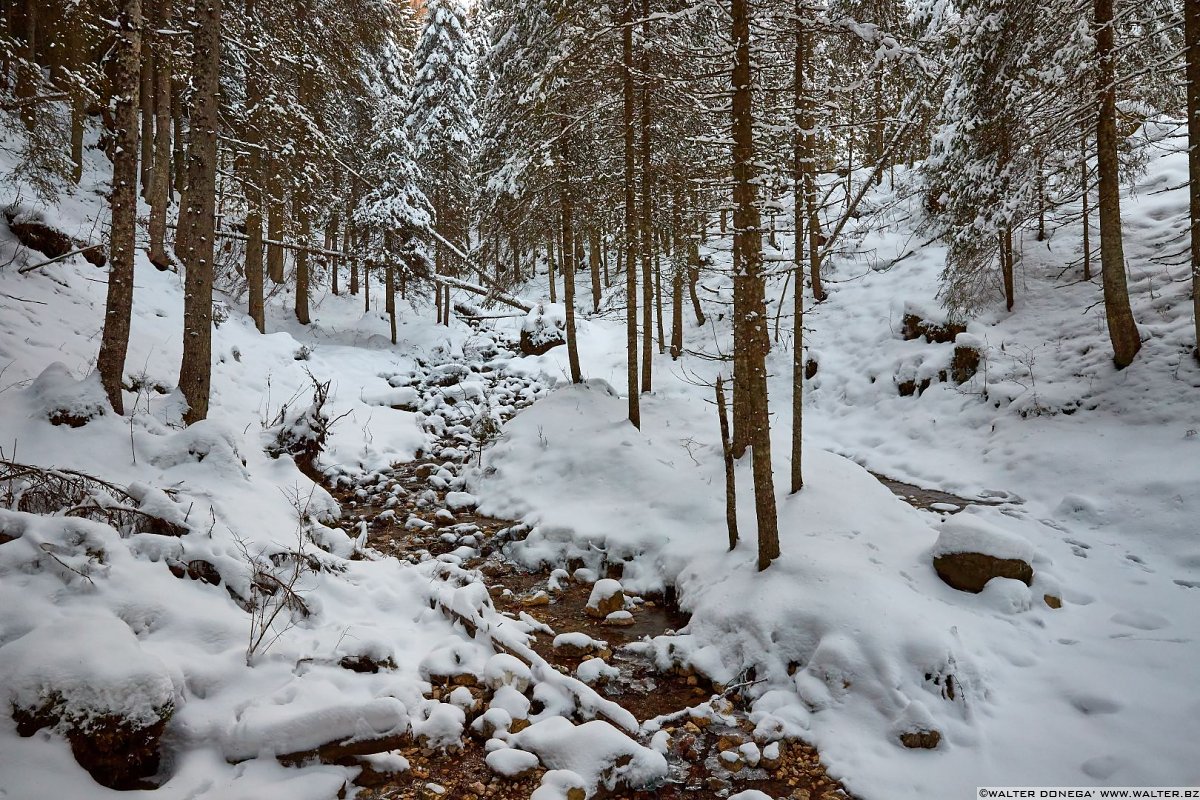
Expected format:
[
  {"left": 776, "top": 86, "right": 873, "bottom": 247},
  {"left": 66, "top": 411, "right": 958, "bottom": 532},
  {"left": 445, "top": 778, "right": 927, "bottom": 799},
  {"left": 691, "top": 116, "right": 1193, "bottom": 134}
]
[
  {"left": 1173, "top": 579, "right": 1200, "bottom": 589},
  {"left": 1081, "top": 755, "right": 1122, "bottom": 780},
  {"left": 1124, "top": 553, "right": 1153, "bottom": 572},
  {"left": 1110, "top": 610, "right": 1169, "bottom": 631},
  {"left": 1066, "top": 692, "right": 1122, "bottom": 716}
]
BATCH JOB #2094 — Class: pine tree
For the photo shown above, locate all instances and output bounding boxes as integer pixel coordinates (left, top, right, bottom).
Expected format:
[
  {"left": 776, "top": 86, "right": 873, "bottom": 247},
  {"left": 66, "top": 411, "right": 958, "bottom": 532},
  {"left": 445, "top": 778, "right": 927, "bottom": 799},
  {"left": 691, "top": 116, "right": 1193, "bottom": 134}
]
[{"left": 408, "top": 0, "right": 478, "bottom": 282}]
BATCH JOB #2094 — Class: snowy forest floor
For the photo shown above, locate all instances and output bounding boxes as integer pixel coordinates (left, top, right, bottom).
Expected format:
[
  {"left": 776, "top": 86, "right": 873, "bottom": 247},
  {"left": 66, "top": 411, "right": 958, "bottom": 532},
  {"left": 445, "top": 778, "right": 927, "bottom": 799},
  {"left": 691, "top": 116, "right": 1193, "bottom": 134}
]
[{"left": 1, "top": 134, "right": 1199, "bottom": 800}]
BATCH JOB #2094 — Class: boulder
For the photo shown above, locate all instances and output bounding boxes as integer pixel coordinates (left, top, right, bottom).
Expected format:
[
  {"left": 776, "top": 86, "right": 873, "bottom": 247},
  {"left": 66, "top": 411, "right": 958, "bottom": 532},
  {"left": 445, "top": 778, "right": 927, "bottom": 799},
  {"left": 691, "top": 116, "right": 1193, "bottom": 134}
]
[
  {"left": 585, "top": 579, "right": 625, "bottom": 619},
  {"left": 899, "top": 729, "right": 942, "bottom": 749},
  {"left": 520, "top": 304, "right": 566, "bottom": 356},
  {"left": 932, "top": 515, "right": 1035, "bottom": 594},
  {"left": 933, "top": 552, "right": 1033, "bottom": 594},
  {"left": 0, "top": 614, "right": 176, "bottom": 789},
  {"left": 951, "top": 342, "right": 981, "bottom": 384}
]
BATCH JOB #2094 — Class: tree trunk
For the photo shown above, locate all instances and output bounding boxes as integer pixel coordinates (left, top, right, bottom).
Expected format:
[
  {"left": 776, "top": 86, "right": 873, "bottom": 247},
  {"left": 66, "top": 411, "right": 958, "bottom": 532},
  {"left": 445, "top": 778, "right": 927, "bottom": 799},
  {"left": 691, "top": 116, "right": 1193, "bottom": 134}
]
[
  {"left": 589, "top": 227, "right": 602, "bottom": 312},
  {"left": 139, "top": 43, "right": 154, "bottom": 196},
  {"left": 176, "top": 0, "right": 222, "bottom": 425},
  {"left": 244, "top": 146, "right": 265, "bottom": 333},
  {"left": 670, "top": 198, "right": 684, "bottom": 359},
  {"left": 329, "top": 213, "right": 340, "bottom": 295},
  {"left": 716, "top": 374, "right": 738, "bottom": 551},
  {"left": 688, "top": 235, "right": 705, "bottom": 326},
  {"left": 148, "top": 0, "right": 173, "bottom": 269},
  {"left": 731, "top": 0, "right": 780, "bottom": 571},
  {"left": 670, "top": 260, "right": 683, "bottom": 360},
  {"left": 1187, "top": 0, "right": 1200, "bottom": 361},
  {"left": 386, "top": 259, "right": 396, "bottom": 345},
  {"left": 1094, "top": 0, "right": 1141, "bottom": 368},
  {"left": 267, "top": 172, "right": 285, "bottom": 284},
  {"left": 349, "top": 224, "right": 359, "bottom": 294},
  {"left": 171, "top": 71, "right": 186, "bottom": 195},
  {"left": 15, "top": 0, "right": 37, "bottom": 130},
  {"left": 790, "top": 0, "right": 806, "bottom": 494},
  {"left": 97, "top": 0, "right": 143, "bottom": 415},
  {"left": 1081, "top": 122, "right": 1092, "bottom": 281},
  {"left": 623, "top": 0, "right": 640, "bottom": 428},
  {"left": 294, "top": 192, "right": 310, "bottom": 325},
  {"left": 560, "top": 150, "right": 583, "bottom": 384},
  {"left": 654, "top": 248, "right": 665, "bottom": 354},
  {"left": 800, "top": 7, "right": 824, "bottom": 305},
  {"left": 547, "top": 231, "right": 558, "bottom": 303},
  {"left": 639, "top": 0, "right": 654, "bottom": 394},
  {"left": 65, "top": 15, "right": 85, "bottom": 183},
  {"left": 1002, "top": 227, "right": 1015, "bottom": 312}
]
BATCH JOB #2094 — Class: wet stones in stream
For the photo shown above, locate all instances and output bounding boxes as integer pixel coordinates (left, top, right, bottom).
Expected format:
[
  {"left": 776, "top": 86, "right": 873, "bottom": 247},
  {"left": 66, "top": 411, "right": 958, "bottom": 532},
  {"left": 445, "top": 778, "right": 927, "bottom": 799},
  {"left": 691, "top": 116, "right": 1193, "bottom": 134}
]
[
  {"left": 335, "top": 452, "right": 857, "bottom": 800},
  {"left": 332, "top": 336, "right": 854, "bottom": 799}
]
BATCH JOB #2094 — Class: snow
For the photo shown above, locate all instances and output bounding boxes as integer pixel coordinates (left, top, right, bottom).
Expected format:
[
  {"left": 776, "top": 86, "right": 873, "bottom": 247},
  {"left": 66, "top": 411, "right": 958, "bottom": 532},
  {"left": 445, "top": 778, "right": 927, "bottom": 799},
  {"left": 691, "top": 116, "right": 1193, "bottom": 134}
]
[
  {"left": 0, "top": 610, "right": 176, "bottom": 729},
  {"left": 0, "top": 94, "right": 1197, "bottom": 800},
  {"left": 586, "top": 578, "right": 623, "bottom": 608},
  {"left": 28, "top": 363, "right": 108, "bottom": 425},
  {"left": 483, "top": 652, "right": 533, "bottom": 691},
  {"left": 575, "top": 658, "right": 620, "bottom": 685},
  {"left": 484, "top": 746, "right": 539, "bottom": 777},
  {"left": 468, "top": 140, "right": 1200, "bottom": 797},
  {"left": 510, "top": 717, "right": 668, "bottom": 793},
  {"left": 931, "top": 511, "right": 1036, "bottom": 561}
]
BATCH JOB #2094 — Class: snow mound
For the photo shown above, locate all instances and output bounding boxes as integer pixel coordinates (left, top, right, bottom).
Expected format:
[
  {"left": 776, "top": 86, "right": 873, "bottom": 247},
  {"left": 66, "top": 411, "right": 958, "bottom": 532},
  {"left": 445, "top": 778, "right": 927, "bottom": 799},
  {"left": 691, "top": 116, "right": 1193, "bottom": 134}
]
[
  {"left": 932, "top": 513, "right": 1035, "bottom": 561},
  {"left": 27, "top": 363, "right": 107, "bottom": 427},
  {"left": 225, "top": 695, "right": 408, "bottom": 761},
  {"left": 485, "top": 746, "right": 540, "bottom": 777},
  {"left": 510, "top": 717, "right": 667, "bottom": 793},
  {"left": 0, "top": 611, "right": 176, "bottom": 728}
]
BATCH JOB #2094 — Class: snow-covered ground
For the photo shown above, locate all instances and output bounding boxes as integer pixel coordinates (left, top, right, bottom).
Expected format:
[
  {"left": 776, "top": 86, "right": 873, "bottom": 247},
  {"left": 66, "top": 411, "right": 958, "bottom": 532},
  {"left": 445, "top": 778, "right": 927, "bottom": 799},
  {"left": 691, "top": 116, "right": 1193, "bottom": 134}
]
[
  {"left": 471, "top": 137, "right": 1200, "bottom": 796},
  {"left": 1, "top": 130, "right": 1198, "bottom": 800}
]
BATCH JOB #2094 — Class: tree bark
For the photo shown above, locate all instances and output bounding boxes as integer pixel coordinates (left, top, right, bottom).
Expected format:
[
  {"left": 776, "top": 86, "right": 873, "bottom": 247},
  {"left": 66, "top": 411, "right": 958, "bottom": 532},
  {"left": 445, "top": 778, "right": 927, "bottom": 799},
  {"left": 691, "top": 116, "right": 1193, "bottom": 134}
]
[
  {"left": 148, "top": 0, "right": 173, "bottom": 269},
  {"left": 1002, "top": 227, "right": 1015, "bottom": 312},
  {"left": 97, "top": 0, "right": 143, "bottom": 415},
  {"left": 349, "top": 224, "right": 359, "bottom": 295},
  {"left": 244, "top": 146, "right": 265, "bottom": 333},
  {"left": 790, "top": 0, "right": 806, "bottom": 494},
  {"left": 139, "top": 41, "right": 154, "bottom": 196},
  {"left": 1094, "top": 0, "right": 1141, "bottom": 368},
  {"left": 386, "top": 257, "right": 396, "bottom": 345},
  {"left": 639, "top": 0, "right": 654, "bottom": 394},
  {"left": 176, "top": 0, "right": 222, "bottom": 425},
  {"left": 267, "top": 169, "right": 285, "bottom": 284},
  {"left": 294, "top": 192, "right": 311, "bottom": 325},
  {"left": 65, "top": 13, "right": 86, "bottom": 183},
  {"left": 547, "top": 231, "right": 558, "bottom": 303},
  {"left": 716, "top": 374, "right": 738, "bottom": 551},
  {"left": 589, "top": 227, "right": 602, "bottom": 311},
  {"left": 622, "top": 0, "right": 640, "bottom": 428},
  {"left": 688, "top": 224, "right": 706, "bottom": 326},
  {"left": 731, "top": 0, "right": 780, "bottom": 571},
  {"left": 1187, "top": 0, "right": 1200, "bottom": 361},
  {"left": 1081, "top": 123, "right": 1092, "bottom": 281},
  {"left": 560, "top": 147, "right": 583, "bottom": 384}
]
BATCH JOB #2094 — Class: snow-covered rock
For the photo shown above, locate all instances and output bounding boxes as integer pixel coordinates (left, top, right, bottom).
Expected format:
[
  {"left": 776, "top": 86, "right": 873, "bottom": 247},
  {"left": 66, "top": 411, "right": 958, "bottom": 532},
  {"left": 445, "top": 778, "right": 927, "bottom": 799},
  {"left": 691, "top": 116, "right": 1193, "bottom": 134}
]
[
  {"left": 585, "top": 579, "right": 624, "bottom": 618},
  {"left": 485, "top": 747, "right": 540, "bottom": 779},
  {"left": 511, "top": 717, "right": 667, "bottom": 793},
  {"left": 28, "top": 363, "right": 107, "bottom": 427},
  {"left": 932, "top": 513, "right": 1036, "bottom": 593},
  {"left": 520, "top": 304, "right": 566, "bottom": 356}
]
